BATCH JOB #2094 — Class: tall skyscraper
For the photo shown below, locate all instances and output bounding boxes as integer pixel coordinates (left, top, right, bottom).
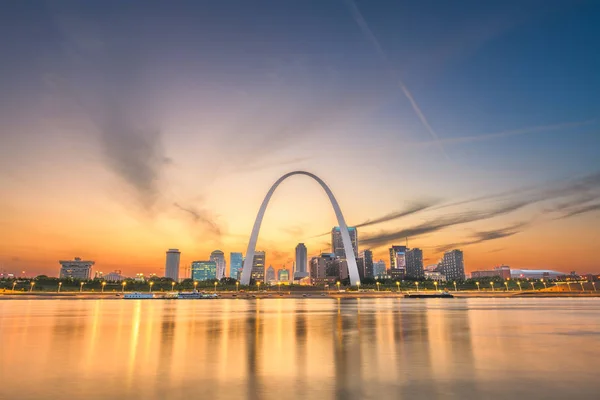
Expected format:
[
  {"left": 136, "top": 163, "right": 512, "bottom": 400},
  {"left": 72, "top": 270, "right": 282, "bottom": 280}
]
[
  {"left": 359, "top": 250, "right": 374, "bottom": 278},
  {"left": 210, "top": 250, "right": 226, "bottom": 280},
  {"left": 191, "top": 261, "right": 217, "bottom": 281},
  {"left": 294, "top": 243, "right": 308, "bottom": 279},
  {"left": 266, "top": 265, "right": 276, "bottom": 282},
  {"left": 373, "top": 260, "right": 387, "bottom": 277},
  {"left": 405, "top": 248, "right": 424, "bottom": 279},
  {"left": 230, "top": 252, "right": 243, "bottom": 279},
  {"left": 165, "top": 249, "right": 181, "bottom": 281},
  {"left": 59, "top": 257, "right": 95, "bottom": 280},
  {"left": 440, "top": 249, "right": 465, "bottom": 281},
  {"left": 389, "top": 245, "right": 407, "bottom": 270},
  {"left": 331, "top": 227, "right": 358, "bottom": 259},
  {"left": 251, "top": 251, "right": 266, "bottom": 283},
  {"left": 309, "top": 253, "right": 348, "bottom": 284}
]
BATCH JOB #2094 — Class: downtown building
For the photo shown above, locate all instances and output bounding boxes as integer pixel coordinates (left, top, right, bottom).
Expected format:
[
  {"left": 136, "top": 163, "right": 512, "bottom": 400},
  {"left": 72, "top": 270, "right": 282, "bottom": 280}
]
[
  {"left": 230, "top": 252, "right": 243, "bottom": 280},
  {"left": 309, "top": 253, "right": 348, "bottom": 285},
  {"left": 373, "top": 259, "right": 387, "bottom": 278},
  {"left": 191, "top": 261, "right": 217, "bottom": 281},
  {"left": 294, "top": 243, "right": 309, "bottom": 280},
  {"left": 405, "top": 248, "right": 424, "bottom": 279},
  {"left": 266, "top": 265, "right": 276, "bottom": 282},
  {"left": 251, "top": 251, "right": 266, "bottom": 283},
  {"left": 331, "top": 226, "right": 358, "bottom": 259},
  {"left": 471, "top": 265, "right": 511, "bottom": 280},
  {"left": 59, "top": 257, "right": 95, "bottom": 280},
  {"left": 210, "top": 250, "right": 226, "bottom": 280},
  {"left": 278, "top": 267, "right": 290, "bottom": 282},
  {"left": 439, "top": 249, "right": 465, "bottom": 281},
  {"left": 165, "top": 249, "right": 181, "bottom": 281},
  {"left": 357, "top": 250, "right": 374, "bottom": 279},
  {"left": 388, "top": 245, "right": 407, "bottom": 279}
]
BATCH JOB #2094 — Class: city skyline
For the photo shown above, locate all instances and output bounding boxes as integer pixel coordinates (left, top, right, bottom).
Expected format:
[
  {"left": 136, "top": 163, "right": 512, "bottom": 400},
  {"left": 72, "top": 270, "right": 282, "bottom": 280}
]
[{"left": 1, "top": 1, "right": 599, "bottom": 277}]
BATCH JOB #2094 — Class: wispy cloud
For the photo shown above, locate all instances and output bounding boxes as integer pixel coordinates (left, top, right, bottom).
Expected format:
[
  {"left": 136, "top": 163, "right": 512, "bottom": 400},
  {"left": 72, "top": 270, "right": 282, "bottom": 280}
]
[
  {"left": 345, "top": 0, "right": 450, "bottom": 161},
  {"left": 355, "top": 199, "right": 441, "bottom": 228},
  {"left": 435, "top": 222, "right": 527, "bottom": 253},
  {"left": 408, "top": 119, "right": 596, "bottom": 147},
  {"left": 361, "top": 201, "right": 531, "bottom": 248},
  {"left": 174, "top": 203, "right": 222, "bottom": 238}
]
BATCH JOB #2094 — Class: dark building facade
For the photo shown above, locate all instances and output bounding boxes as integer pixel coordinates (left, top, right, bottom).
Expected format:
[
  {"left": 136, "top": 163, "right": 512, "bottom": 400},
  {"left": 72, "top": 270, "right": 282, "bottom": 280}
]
[{"left": 405, "top": 248, "right": 424, "bottom": 279}]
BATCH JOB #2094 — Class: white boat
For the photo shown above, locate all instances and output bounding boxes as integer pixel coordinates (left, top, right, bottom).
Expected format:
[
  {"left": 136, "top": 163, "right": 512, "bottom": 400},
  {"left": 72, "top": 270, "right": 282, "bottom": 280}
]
[
  {"left": 124, "top": 292, "right": 155, "bottom": 299},
  {"left": 178, "top": 291, "right": 203, "bottom": 299}
]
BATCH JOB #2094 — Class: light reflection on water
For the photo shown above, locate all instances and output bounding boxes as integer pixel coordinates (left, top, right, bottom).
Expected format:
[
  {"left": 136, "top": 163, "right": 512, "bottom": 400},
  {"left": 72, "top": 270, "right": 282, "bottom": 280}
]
[{"left": 1, "top": 298, "right": 599, "bottom": 399}]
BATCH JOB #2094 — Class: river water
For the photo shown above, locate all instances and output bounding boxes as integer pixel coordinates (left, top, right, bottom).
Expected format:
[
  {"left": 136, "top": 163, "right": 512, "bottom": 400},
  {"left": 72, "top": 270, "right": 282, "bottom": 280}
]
[{"left": 1, "top": 298, "right": 599, "bottom": 399}]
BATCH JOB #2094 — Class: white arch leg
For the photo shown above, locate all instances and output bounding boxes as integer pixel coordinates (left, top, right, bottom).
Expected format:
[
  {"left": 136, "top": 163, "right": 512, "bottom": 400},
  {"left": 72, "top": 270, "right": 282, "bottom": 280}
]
[{"left": 239, "top": 171, "right": 361, "bottom": 286}]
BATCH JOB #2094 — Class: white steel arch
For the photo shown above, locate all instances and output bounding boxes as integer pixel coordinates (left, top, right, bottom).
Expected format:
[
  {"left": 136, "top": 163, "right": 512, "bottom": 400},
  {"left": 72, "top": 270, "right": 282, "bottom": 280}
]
[{"left": 239, "top": 171, "right": 361, "bottom": 286}]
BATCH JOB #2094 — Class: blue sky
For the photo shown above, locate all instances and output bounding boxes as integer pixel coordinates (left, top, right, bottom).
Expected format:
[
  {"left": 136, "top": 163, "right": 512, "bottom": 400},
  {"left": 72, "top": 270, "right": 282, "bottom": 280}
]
[{"left": 0, "top": 0, "right": 599, "bottom": 275}]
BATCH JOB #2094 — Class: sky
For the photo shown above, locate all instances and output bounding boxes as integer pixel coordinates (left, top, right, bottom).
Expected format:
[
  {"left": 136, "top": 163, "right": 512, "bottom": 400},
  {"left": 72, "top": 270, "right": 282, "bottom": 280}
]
[{"left": 1, "top": 0, "right": 599, "bottom": 278}]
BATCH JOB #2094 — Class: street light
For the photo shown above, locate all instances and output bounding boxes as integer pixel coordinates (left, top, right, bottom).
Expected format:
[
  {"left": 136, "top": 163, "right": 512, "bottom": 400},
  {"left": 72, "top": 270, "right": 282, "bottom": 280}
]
[
  {"left": 278, "top": 282, "right": 282, "bottom": 293},
  {"left": 531, "top": 282, "right": 536, "bottom": 291},
  {"left": 30, "top": 281, "right": 35, "bottom": 292},
  {"left": 415, "top": 282, "right": 420, "bottom": 292},
  {"left": 376, "top": 282, "right": 380, "bottom": 291},
  {"left": 433, "top": 281, "right": 438, "bottom": 292},
  {"left": 541, "top": 279, "right": 547, "bottom": 290},
  {"left": 193, "top": 281, "right": 198, "bottom": 291},
  {"left": 80, "top": 282, "right": 84, "bottom": 293},
  {"left": 215, "top": 281, "right": 219, "bottom": 293},
  {"left": 490, "top": 282, "right": 495, "bottom": 292},
  {"left": 336, "top": 281, "right": 341, "bottom": 291},
  {"left": 58, "top": 282, "right": 62, "bottom": 293},
  {"left": 256, "top": 281, "right": 261, "bottom": 292},
  {"left": 236, "top": 281, "right": 240, "bottom": 292},
  {"left": 101, "top": 281, "right": 106, "bottom": 293},
  {"left": 517, "top": 281, "right": 522, "bottom": 291},
  {"left": 396, "top": 281, "right": 400, "bottom": 292},
  {"left": 453, "top": 281, "right": 457, "bottom": 292},
  {"left": 122, "top": 281, "right": 127, "bottom": 293},
  {"left": 12, "top": 281, "right": 17, "bottom": 291},
  {"left": 504, "top": 281, "right": 509, "bottom": 291},
  {"left": 592, "top": 282, "right": 597, "bottom": 292},
  {"left": 171, "top": 281, "right": 176, "bottom": 291},
  {"left": 566, "top": 281, "right": 572, "bottom": 292},
  {"left": 579, "top": 281, "right": 585, "bottom": 292},
  {"left": 476, "top": 282, "right": 480, "bottom": 291},
  {"left": 356, "top": 281, "right": 361, "bottom": 291},
  {"left": 150, "top": 281, "right": 155, "bottom": 292}
]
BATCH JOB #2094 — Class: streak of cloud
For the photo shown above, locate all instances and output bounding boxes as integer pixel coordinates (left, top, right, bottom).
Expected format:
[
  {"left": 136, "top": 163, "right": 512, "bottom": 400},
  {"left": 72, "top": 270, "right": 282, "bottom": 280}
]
[
  {"left": 355, "top": 199, "right": 441, "bottom": 228},
  {"left": 435, "top": 223, "right": 526, "bottom": 253},
  {"left": 557, "top": 203, "right": 600, "bottom": 219},
  {"left": 344, "top": 0, "right": 450, "bottom": 161},
  {"left": 174, "top": 203, "right": 222, "bottom": 238},
  {"left": 409, "top": 119, "right": 596, "bottom": 147},
  {"left": 361, "top": 201, "right": 531, "bottom": 248}
]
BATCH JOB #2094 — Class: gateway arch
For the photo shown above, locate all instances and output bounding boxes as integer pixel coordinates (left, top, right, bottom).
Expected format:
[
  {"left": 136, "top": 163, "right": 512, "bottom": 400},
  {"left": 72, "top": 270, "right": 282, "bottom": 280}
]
[{"left": 239, "top": 171, "right": 361, "bottom": 286}]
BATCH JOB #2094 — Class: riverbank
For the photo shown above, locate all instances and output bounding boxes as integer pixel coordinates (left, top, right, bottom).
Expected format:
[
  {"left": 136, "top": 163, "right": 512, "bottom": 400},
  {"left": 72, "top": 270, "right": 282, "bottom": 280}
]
[{"left": 1, "top": 290, "right": 599, "bottom": 300}]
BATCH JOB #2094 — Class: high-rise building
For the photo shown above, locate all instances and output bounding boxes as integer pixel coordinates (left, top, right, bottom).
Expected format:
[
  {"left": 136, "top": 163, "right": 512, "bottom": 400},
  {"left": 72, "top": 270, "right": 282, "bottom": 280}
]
[
  {"left": 230, "top": 252, "right": 243, "bottom": 280},
  {"left": 405, "top": 248, "right": 424, "bottom": 279},
  {"left": 309, "top": 253, "right": 348, "bottom": 284},
  {"left": 439, "top": 249, "right": 465, "bottom": 281},
  {"left": 331, "top": 227, "right": 358, "bottom": 259},
  {"left": 294, "top": 243, "right": 308, "bottom": 279},
  {"left": 210, "top": 250, "right": 226, "bottom": 280},
  {"left": 251, "top": 251, "right": 266, "bottom": 283},
  {"left": 389, "top": 245, "right": 407, "bottom": 270},
  {"left": 165, "top": 249, "right": 181, "bottom": 281},
  {"left": 191, "top": 261, "right": 217, "bottom": 281},
  {"left": 59, "top": 257, "right": 95, "bottom": 280},
  {"left": 359, "top": 250, "right": 374, "bottom": 278},
  {"left": 266, "top": 265, "right": 276, "bottom": 282},
  {"left": 373, "top": 260, "right": 387, "bottom": 278},
  {"left": 278, "top": 268, "right": 290, "bottom": 282}
]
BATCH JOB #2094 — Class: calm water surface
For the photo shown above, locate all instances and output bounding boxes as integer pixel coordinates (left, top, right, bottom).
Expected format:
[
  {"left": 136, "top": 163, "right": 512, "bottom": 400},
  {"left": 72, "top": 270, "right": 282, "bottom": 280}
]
[{"left": 1, "top": 298, "right": 599, "bottom": 400}]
